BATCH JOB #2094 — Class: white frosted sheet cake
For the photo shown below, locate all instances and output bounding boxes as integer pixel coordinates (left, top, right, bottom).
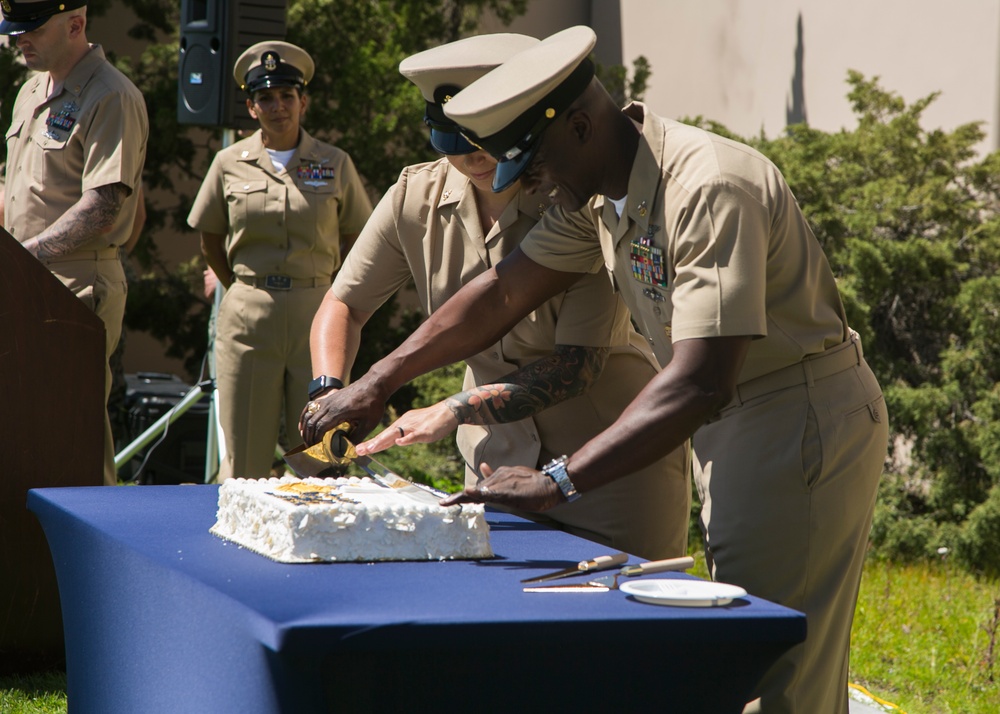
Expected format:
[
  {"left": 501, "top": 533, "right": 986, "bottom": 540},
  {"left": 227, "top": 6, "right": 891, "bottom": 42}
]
[{"left": 210, "top": 476, "right": 493, "bottom": 563}]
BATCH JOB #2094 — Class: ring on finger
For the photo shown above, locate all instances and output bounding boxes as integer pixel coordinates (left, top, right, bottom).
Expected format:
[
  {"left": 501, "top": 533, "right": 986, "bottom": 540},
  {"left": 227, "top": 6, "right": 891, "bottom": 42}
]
[
  {"left": 306, "top": 401, "right": 320, "bottom": 415},
  {"left": 397, "top": 426, "right": 405, "bottom": 438}
]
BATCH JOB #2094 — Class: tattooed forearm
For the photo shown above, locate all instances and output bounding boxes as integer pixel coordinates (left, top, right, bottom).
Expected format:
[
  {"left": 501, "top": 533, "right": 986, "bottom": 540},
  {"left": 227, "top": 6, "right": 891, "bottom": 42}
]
[
  {"left": 30, "top": 183, "right": 128, "bottom": 261},
  {"left": 445, "top": 345, "right": 610, "bottom": 425}
]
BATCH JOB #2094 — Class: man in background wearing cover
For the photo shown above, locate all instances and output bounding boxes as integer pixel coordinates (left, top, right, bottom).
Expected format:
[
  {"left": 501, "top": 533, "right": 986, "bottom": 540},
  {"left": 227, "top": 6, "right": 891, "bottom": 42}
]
[{"left": 2, "top": 0, "right": 148, "bottom": 485}]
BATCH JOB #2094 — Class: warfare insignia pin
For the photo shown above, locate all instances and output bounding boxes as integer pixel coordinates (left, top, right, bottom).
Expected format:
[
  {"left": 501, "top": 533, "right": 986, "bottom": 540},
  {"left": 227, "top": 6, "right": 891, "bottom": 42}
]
[{"left": 642, "top": 287, "right": 665, "bottom": 303}]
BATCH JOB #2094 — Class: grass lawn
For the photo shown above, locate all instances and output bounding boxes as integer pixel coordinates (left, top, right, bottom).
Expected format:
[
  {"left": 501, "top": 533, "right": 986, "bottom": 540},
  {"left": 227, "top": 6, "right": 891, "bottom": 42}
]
[
  {"left": 0, "top": 671, "right": 67, "bottom": 714},
  {"left": 2, "top": 558, "right": 997, "bottom": 713},
  {"left": 851, "top": 558, "right": 1000, "bottom": 713}
]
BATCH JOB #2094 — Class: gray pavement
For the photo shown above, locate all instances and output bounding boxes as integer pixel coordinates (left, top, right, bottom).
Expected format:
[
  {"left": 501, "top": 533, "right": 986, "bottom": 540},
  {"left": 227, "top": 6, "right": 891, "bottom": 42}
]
[{"left": 849, "top": 688, "right": 892, "bottom": 713}]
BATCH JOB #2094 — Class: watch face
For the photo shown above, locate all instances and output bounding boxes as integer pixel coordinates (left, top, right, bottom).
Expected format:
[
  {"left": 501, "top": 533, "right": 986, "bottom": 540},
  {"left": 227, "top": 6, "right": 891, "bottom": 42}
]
[
  {"left": 309, "top": 375, "right": 344, "bottom": 399},
  {"left": 308, "top": 377, "right": 327, "bottom": 399}
]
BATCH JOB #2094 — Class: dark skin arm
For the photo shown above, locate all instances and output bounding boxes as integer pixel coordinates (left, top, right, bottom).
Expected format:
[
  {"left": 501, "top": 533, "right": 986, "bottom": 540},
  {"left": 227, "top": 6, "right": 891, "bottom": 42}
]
[
  {"left": 441, "top": 335, "right": 752, "bottom": 510},
  {"left": 299, "top": 247, "right": 583, "bottom": 445}
]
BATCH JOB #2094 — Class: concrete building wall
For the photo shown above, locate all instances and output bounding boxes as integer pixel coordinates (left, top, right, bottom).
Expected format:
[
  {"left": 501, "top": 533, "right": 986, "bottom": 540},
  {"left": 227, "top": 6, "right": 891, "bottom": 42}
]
[
  {"left": 490, "top": 1, "right": 1000, "bottom": 154},
  {"left": 620, "top": 0, "right": 1000, "bottom": 153}
]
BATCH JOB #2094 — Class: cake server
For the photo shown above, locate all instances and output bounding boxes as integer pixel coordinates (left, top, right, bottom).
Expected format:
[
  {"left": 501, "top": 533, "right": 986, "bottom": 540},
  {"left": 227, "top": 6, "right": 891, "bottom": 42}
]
[
  {"left": 283, "top": 424, "right": 448, "bottom": 506},
  {"left": 282, "top": 427, "right": 446, "bottom": 506},
  {"left": 282, "top": 429, "right": 351, "bottom": 478},
  {"left": 520, "top": 551, "right": 629, "bottom": 584},
  {"left": 351, "top": 453, "right": 447, "bottom": 507},
  {"left": 330, "top": 426, "right": 448, "bottom": 507},
  {"left": 523, "top": 555, "right": 695, "bottom": 592}
]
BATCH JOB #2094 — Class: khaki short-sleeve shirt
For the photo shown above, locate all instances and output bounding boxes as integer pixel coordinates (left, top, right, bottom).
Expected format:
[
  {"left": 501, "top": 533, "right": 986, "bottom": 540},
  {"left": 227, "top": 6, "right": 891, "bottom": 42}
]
[
  {"left": 521, "top": 103, "right": 847, "bottom": 383},
  {"left": 333, "top": 157, "right": 659, "bottom": 471},
  {"left": 3, "top": 45, "right": 148, "bottom": 249},
  {"left": 187, "top": 129, "right": 372, "bottom": 278}
]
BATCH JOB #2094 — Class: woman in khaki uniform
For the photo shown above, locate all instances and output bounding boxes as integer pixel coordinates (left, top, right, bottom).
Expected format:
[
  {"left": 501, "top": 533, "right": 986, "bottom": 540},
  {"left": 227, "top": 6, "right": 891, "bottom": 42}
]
[
  {"left": 302, "top": 35, "right": 690, "bottom": 560},
  {"left": 188, "top": 41, "right": 372, "bottom": 481}
]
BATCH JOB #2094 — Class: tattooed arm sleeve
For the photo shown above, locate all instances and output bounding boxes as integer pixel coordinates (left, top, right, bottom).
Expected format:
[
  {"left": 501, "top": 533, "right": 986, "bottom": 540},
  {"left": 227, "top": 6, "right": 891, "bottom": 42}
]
[
  {"left": 26, "top": 183, "right": 129, "bottom": 261},
  {"left": 445, "top": 345, "right": 610, "bottom": 426}
]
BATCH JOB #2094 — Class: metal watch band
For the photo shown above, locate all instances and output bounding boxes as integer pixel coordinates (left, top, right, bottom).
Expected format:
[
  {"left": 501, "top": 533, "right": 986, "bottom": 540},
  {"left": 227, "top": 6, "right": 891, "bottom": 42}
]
[
  {"left": 542, "top": 455, "right": 581, "bottom": 502},
  {"left": 308, "top": 375, "right": 344, "bottom": 399}
]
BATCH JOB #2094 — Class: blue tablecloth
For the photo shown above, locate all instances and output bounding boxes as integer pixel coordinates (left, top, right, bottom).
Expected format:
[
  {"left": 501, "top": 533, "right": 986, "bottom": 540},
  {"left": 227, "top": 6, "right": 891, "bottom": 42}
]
[{"left": 28, "top": 485, "right": 805, "bottom": 713}]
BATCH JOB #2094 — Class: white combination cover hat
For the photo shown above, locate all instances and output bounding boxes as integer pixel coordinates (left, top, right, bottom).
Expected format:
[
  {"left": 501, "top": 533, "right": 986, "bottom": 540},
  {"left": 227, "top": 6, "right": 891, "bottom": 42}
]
[
  {"left": 443, "top": 26, "right": 597, "bottom": 190},
  {"left": 399, "top": 33, "right": 539, "bottom": 155}
]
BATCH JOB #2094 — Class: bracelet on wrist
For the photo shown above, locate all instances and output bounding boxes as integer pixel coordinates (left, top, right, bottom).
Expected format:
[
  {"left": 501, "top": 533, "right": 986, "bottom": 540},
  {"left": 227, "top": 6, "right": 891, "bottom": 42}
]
[{"left": 541, "top": 455, "right": 581, "bottom": 502}]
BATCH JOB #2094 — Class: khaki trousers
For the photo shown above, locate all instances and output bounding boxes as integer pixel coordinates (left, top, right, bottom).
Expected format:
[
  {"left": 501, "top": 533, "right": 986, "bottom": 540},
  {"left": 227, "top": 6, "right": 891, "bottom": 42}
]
[
  {"left": 48, "top": 253, "right": 127, "bottom": 485},
  {"left": 694, "top": 342, "right": 888, "bottom": 714},
  {"left": 541, "top": 443, "right": 691, "bottom": 560},
  {"left": 214, "top": 282, "right": 327, "bottom": 480}
]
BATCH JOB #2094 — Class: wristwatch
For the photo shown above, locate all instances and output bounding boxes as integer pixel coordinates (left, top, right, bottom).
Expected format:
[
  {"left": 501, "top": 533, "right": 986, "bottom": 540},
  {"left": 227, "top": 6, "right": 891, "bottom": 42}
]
[
  {"left": 308, "top": 375, "right": 344, "bottom": 400},
  {"left": 541, "top": 455, "right": 581, "bottom": 502}
]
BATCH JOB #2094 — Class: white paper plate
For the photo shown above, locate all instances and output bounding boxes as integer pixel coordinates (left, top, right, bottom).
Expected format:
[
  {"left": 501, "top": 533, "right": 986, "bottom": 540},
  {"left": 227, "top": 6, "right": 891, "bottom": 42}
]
[{"left": 619, "top": 579, "right": 748, "bottom": 607}]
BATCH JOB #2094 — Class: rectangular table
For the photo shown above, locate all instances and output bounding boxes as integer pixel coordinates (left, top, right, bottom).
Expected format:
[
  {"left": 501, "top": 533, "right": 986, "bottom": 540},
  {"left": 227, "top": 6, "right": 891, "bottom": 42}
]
[{"left": 28, "top": 485, "right": 805, "bottom": 713}]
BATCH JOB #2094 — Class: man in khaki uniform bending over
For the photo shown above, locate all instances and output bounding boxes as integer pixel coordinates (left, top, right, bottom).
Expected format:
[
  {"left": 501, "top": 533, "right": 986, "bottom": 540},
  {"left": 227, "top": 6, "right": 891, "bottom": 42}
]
[
  {"left": 302, "top": 34, "right": 690, "bottom": 560},
  {"left": 2, "top": 0, "right": 148, "bottom": 485},
  {"left": 314, "top": 26, "right": 889, "bottom": 714}
]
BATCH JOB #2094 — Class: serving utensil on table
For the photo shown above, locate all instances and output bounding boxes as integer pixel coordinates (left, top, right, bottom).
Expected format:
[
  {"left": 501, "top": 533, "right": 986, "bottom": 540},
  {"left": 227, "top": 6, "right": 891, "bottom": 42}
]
[
  {"left": 523, "top": 555, "right": 695, "bottom": 593},
  {"left": 283, "top": 423, "right": 446, "bottom": 507},
  {"left": 520, "top": 552, "right": 629, "bottom": 584}
]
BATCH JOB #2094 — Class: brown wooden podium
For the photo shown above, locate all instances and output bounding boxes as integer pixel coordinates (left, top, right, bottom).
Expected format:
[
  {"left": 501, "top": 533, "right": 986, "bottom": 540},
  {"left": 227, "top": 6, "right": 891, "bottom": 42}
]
[{"left": 0, "top": 228, "right": 106, "bottom": 671}]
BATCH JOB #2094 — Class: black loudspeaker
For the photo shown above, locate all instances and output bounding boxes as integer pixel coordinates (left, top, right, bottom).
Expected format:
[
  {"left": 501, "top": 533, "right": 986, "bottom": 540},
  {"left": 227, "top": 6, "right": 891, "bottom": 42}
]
[
  {"left": 122, "top": 373, "right": 211, "bottom": 485},
  {"left": 177, "top": 0, "right": 288, "bottom": 129}
]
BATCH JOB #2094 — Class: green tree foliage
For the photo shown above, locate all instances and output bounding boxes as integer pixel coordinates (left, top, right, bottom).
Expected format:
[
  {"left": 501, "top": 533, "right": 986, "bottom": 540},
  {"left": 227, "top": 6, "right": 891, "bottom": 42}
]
[
  {"left": 25, "top": 0, "right": 528, "bottom": 380},
  {"left": 287, "top": 0, "right": 525, "bottom": 194},
  {"left": 597, "top": 54, "right": 650, "bottom": 107},
  {"left": 701, "top": 72, "right": 1000, "bottom": 575},
  {"left": 0, "top": 45, "right": 27, "bottom": 147}
]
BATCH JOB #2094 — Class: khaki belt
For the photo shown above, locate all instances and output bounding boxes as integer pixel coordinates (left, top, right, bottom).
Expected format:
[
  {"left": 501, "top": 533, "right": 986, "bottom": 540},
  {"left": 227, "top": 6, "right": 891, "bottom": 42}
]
[
  {"left": 234, "top": 274, "right": 332, "bottom": 290},
  {"left": 722, "top": 332, "right": 863, "bottom": 412},
  {"left": 45, "top": 247, "right": 120, "bottom": 263}
]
